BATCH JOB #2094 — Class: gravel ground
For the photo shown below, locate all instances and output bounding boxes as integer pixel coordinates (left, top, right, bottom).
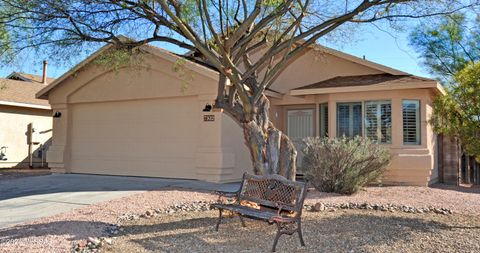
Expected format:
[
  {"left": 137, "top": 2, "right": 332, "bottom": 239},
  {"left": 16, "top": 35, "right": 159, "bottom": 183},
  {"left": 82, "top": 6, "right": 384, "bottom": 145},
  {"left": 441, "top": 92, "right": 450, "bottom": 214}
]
[
  {"left": 306, "top": 184, "right": 480, "bottom": 215},
  {"left": 0, "top": 168, "right": 51, "bottom": 181},
  {"left": 1, "top": 185, "right": 479, "bottom": 253},
  {"left": 105, "top": 210, "right": 480, "bottom": 253}
]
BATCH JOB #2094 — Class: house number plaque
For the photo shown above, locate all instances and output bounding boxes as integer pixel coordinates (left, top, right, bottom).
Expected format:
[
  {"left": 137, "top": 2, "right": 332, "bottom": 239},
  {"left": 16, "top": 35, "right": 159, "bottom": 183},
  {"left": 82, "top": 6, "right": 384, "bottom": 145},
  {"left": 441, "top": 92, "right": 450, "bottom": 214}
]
[{"left": 204, "top": 115, "right": 215, "bottom": 122}]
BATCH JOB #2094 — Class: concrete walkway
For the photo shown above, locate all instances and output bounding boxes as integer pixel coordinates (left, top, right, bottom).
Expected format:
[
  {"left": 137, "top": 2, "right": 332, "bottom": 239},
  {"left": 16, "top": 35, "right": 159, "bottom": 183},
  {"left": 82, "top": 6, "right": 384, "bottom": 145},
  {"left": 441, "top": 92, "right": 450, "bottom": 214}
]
[{"left": 0, "top": 174, "right": 239, "bottom": 229}]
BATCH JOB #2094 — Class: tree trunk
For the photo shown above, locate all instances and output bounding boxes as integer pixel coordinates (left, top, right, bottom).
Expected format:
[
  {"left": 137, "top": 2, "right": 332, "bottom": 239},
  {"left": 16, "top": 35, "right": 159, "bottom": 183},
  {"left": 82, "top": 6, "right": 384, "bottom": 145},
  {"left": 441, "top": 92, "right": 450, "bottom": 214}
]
[
  {"left": 241, "top": 96, "right": 297, "bottom": 180},
  {"left": 216, "top": 74, "right": 297, "bottom": 180}
]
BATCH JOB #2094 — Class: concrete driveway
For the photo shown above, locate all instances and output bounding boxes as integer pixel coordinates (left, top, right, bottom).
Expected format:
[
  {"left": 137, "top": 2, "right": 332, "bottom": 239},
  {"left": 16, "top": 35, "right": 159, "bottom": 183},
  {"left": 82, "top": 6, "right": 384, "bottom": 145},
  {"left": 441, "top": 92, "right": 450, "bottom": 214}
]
[{"left": 0, "top": 174, "right": 238, "bottom": 229}]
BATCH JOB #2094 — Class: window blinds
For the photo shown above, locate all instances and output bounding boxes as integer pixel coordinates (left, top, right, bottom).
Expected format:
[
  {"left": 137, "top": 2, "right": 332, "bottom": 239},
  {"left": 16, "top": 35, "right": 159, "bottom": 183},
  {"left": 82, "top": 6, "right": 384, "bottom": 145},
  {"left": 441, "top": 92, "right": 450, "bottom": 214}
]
[{"left": 403, "top": 100, "right": 420, "bottom": 145}]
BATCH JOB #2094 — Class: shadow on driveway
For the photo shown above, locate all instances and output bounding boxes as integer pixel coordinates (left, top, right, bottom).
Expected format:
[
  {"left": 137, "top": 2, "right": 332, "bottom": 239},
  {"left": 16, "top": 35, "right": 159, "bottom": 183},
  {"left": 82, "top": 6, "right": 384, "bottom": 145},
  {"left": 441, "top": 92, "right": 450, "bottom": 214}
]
[
  {"left": 0, "top": 174, "right": 239, "bottom": 229},
  {"left": 0, "top": 173, "right": 239, "bottom": 201}
]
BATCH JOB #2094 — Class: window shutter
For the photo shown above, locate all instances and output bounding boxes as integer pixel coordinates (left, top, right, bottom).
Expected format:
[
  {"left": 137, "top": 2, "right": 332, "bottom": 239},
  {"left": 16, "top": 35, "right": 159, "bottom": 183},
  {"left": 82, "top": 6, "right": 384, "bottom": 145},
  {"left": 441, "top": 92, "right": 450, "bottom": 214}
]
[
  {"left": 337, "top": 104, "right": 350, "bottom": 137},
  {"left": 352, "top": 104, "right": 362, "bottom": 136},
  {"left": 403, "top": 100, "right": 420, "bottom": 145},
  {"left": 380, "top": 103, "right": 392, "bottom": 143},
  {"left": 364, "top": 101, "right": 392, "bottom": 144},
  {"left": 365, "top": 103, "right": 379, "bottom": 142}
]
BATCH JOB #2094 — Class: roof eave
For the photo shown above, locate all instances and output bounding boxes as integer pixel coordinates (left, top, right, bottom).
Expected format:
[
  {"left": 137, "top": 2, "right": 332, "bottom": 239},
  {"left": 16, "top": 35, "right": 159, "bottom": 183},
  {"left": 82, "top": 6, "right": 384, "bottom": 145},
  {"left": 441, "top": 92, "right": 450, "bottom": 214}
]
[
  {"left": 0, "top": 100, "right": 51, "bottom": 110},
  {"left": 290, "top": 81, "right": 442, "bottom": 96},
  {"left": 265, "top": 90, "right": 283, "bottom": 99},
  {"left": 434, "top": 82, "right": 447, "bottom": 95}
]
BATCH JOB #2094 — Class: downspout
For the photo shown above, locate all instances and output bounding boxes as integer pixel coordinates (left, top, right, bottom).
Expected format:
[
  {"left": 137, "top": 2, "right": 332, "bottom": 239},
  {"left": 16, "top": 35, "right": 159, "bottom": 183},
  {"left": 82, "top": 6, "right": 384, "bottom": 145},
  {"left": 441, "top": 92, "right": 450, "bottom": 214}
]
[{"left": 27, "top": 123, "right": 33, "bottom": 168}]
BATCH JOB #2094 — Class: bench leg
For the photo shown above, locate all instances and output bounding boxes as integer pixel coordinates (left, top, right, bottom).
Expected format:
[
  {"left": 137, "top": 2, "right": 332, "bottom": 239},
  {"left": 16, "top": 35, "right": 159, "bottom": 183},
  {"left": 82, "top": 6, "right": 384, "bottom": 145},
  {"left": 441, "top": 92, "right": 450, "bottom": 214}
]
[
  {"left": 215, "top": 209, "right": 223, "bottom": 231},
  {"left": 239, "top": 215, "right": 246, "bottom": 227},
  {"left": 272, "top": 220, "right": 305, "bottom": 252},
  {"left": 297, "top": 220, "right": 305, "bottom": 247},
  {"left": 272, "top": 223, "right": 283, "bottom": 252}
]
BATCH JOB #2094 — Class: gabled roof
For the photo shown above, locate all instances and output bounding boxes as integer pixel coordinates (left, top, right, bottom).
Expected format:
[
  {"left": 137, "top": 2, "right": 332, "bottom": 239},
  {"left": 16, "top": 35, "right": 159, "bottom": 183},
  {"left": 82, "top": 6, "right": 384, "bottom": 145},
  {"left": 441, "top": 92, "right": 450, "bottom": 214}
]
[
  {"left": 6, "top": 72, "right": 55, "bottom": 84},
  {"left": 291, "top": 74, "right": 445, "bottom": 96},
  {"left": 36, "top": 41, "right": 219, "bottom": 99},
  {"left": 311, "top": 45, "right": 408, "bottom": 76},
  {"left": 295, "top": 74, "right": 433, "bottom": 89},
  {"left": 36, "top": 36, "right": 438, "bottom": 99},
  {"left": 0, "top": 79, "right": 51, "bottom": 109},
  {"left": 186, "top": 42, "right": 408, "bottom": 76}
]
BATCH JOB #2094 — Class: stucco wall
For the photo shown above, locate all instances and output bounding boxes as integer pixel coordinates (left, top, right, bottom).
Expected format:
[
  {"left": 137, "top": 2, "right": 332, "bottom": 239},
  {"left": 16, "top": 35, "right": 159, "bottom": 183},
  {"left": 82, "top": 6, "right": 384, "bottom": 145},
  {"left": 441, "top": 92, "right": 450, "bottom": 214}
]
[
  {"left": 265, "top": 48, "right": 383, "bottom": 93},
  {"left": 0, "top": 105, "right": 52, "bottom": 168}
]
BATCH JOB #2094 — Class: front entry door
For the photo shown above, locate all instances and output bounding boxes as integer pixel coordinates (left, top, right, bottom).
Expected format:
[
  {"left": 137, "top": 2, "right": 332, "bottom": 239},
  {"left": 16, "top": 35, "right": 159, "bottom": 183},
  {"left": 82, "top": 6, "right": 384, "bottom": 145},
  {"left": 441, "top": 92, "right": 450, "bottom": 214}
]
[{"left": 287, "top": 109, "right": 315, "bottom": 173}]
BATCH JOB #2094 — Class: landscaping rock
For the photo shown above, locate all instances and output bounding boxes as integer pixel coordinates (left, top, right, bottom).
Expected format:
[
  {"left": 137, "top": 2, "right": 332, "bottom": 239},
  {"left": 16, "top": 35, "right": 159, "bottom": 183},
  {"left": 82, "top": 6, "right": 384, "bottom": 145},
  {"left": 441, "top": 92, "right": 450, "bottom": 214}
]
[
  {"left": 313, "top": 203, "right": 325, "bottom": 212},
  {"left": 74, "top": 237, "right": 113, "bottom": 253},
  {"left": 304, "top": 202, "right": 453, "bottom": 215}
]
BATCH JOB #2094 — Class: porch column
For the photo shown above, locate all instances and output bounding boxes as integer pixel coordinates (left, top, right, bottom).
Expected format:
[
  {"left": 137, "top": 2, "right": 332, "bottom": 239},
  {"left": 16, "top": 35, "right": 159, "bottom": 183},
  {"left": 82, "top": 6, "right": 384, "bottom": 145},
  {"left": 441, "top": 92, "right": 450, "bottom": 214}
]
[
  {"left": 46, "top": 103, "right": 69, "bottom": 173},
  {"left": 391, "top": 98, "right": 402, "bottom": 147},
  {"left": 195, "top": 95, "right": 235, "bottom": 182}
]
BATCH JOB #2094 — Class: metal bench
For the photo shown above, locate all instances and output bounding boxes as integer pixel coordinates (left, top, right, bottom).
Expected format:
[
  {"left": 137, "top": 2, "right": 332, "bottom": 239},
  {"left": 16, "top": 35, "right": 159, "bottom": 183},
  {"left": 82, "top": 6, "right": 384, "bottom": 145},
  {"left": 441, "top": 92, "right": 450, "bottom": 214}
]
[{"left": 211, "top": 173, "right": 308, "bottom": 252}]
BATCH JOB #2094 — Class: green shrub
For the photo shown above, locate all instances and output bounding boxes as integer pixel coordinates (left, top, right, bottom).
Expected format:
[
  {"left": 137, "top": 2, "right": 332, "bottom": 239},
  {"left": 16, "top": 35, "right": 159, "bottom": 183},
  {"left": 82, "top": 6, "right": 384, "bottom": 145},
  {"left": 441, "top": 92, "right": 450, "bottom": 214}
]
[{"left": 302, "top": 136, "right": 391, "bottom": 195}]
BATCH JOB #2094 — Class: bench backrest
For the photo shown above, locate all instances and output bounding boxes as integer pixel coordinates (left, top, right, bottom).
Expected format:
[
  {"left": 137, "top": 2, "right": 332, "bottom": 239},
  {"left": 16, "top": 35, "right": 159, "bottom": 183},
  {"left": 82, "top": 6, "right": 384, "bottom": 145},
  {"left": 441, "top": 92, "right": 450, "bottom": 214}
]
[{"left": 237, "top": 173, "right": 307, "bottom": 213}]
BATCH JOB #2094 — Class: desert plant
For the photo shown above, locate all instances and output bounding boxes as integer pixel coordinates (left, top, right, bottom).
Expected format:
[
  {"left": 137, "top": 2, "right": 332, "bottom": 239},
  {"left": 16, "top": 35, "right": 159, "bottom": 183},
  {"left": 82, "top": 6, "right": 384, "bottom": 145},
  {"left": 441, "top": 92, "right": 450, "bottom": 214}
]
[{"left": 302, "top": 136, "right": 391, "bottom": 195}]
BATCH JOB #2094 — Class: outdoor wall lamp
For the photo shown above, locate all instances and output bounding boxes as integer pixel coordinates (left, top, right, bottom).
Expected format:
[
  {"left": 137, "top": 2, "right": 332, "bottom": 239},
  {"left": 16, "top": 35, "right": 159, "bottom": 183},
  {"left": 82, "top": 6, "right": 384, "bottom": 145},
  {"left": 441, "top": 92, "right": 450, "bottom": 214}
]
[
  {"left": 53, "top": 111, "right": 62, "bottom": 118},
  {"left": 203, "top": 104, "right": 212, "bottom": 112}
]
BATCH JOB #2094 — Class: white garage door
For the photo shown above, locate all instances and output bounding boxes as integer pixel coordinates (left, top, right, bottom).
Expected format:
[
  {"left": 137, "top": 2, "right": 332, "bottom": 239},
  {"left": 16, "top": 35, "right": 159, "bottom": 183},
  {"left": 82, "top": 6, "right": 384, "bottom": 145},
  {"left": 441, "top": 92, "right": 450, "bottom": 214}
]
[{"left": 70, "top": 97, "right": 199, "bottom": 178}]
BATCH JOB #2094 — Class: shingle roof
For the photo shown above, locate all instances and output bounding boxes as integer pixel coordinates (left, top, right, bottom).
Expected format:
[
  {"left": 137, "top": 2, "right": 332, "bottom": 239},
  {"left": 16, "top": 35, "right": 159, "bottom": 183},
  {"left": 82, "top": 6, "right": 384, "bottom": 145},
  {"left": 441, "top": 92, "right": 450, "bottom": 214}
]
[
  {"left": 6, "top": 72, "right": 55, "bottom": 84},
  {"left": 0, "top": 78, "right": 51, "bottom": 108},
  {"left": 294, "top": 74, "right": 435, "bottom": 90}
]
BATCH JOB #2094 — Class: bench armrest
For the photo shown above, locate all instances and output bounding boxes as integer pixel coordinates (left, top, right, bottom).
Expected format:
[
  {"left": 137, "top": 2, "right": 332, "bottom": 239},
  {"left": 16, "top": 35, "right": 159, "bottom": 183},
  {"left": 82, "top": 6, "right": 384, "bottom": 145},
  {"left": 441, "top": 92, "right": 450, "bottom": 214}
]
[
  {"left": 274, "top": 201, "right": 290, "bottom": 215},
  {"left": 215, "top": 190, "right": 240, "bottom": 204},
  {"left": 215, "top": 190, "right": 239, "bottom": 197}
]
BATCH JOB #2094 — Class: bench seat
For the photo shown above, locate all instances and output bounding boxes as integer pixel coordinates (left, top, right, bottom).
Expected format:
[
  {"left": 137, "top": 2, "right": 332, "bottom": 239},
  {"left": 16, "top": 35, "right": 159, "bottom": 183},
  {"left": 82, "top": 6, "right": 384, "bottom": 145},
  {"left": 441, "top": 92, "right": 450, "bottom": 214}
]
[{"left": 211, "top": 203, "right": 289, "bottom": 221}]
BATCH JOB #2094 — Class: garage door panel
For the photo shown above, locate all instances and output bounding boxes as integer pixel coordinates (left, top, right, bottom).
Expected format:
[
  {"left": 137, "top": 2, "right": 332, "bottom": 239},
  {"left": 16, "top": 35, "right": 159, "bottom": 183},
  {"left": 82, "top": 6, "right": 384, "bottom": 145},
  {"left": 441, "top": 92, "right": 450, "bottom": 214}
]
[
  {"left": 72, "top": 140, "right": 197, "bottom": 157},
  {"left": 70, "top": 97, "right": 199, "bottom": 178},
  {"left": 72, "top": 160, "right": 196, "bottom": 178}
]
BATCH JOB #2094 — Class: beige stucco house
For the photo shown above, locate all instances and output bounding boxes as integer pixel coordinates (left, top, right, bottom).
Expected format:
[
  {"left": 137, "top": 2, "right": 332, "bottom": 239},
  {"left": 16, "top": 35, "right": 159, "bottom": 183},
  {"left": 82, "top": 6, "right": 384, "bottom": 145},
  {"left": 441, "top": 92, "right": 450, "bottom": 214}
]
[
  {"left": 0, "top": 72, "right": 53, "bottom": 168},
  {"left": 36, "top": 43, "right": 447, "bottom": 186}
]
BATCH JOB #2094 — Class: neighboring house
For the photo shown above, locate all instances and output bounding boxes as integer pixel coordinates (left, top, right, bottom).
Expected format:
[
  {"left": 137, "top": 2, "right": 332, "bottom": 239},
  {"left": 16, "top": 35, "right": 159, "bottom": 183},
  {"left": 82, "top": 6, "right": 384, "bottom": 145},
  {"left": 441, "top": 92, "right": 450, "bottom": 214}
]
[
  {"left": 0, "top": 71, "right": 53, "bottom": 168},
  {"left": 36, "top": 43, "right": 451, "bottom": 186}
]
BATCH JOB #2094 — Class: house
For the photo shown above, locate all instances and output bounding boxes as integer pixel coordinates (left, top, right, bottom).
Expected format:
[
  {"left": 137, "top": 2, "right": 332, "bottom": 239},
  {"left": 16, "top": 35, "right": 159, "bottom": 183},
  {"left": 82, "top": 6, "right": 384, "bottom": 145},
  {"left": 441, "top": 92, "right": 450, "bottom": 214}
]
[
  {"left": 0, "top": 66, "right": 53, "bottom": 168},
  {"left": 36, "top": 43, "right": 451, "bottom": 186}
]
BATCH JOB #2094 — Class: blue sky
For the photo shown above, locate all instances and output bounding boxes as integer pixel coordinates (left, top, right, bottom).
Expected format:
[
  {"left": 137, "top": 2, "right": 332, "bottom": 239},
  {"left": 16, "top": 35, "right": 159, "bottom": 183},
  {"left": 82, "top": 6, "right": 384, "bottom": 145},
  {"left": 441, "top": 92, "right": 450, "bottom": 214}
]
[
  {"left": 324, "top": 25, "right": 430, "bottom": 78},
  {"left": 0, "top": 23, "right": 431, "bottom": 79}
]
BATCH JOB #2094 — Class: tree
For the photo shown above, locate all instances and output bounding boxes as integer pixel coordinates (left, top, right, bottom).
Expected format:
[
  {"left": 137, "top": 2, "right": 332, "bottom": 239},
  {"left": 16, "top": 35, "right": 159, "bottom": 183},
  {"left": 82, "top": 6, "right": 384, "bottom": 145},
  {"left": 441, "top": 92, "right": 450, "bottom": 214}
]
[
  {"left": 1, "top": 0, "right": 478, "bottom": 179},
  {"left": 430, "top": 62, "right": 480, "bottom": 161},
  {"left": 409, "top": 13, "right": 480, "bottom": 84},
  {"left": 410, "top": 13, "right": 480, "bottom": 162}
]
